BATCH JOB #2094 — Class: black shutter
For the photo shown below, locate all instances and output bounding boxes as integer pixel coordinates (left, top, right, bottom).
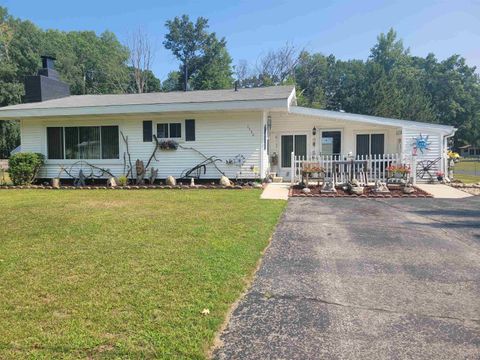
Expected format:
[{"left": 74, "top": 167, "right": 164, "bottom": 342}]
[
  {"left": 143, "top": 120, "right": 152, "bottom": 142},
  {"left": 47, "top": 127, "right": 64, "bottom": 159},
  {"left": 185, "top": 119, "right": 195, "bottom": 141}
]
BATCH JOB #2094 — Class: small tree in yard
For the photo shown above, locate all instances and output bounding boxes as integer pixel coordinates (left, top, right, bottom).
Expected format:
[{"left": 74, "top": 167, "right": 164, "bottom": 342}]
[{"left": 8, "top": 152, "right": 44, "bottom": 185}]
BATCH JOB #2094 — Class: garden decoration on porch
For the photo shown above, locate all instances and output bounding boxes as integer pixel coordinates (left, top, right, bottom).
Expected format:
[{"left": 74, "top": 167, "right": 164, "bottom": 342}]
[
  {"left": 321, "top": 179, "right": 336, "bottom": 193},
  {"left": 386, "top": 164, "right": 410, "bottom": 184},
  {"left": 416, "top": 157, "right": 441, "bottom": 182},
  {"left": 301, "top": 162, "right": 324, "bottom": 186},
  {"left": 436, "top": 171, "right": 445, "bottom": 182},
  {"left": 372, "top": 179, "right": 390, "bottom": 194},
  {"left": 412, "top": 133, "right": 431, "bottom": 155}
]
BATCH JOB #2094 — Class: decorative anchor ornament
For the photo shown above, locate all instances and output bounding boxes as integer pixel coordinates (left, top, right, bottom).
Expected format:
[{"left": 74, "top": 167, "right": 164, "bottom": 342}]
[{"left": 412, "top": 134, "right": 431, "bottom": 155}]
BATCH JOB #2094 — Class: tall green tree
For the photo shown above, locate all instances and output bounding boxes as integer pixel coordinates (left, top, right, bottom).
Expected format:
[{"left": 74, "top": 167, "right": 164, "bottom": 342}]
[
  {"left": 0, "top": 7, "right": 133, "bottom": 156},
  {"left": 164, "top": 15, "right": 233, "bottom": 91}
]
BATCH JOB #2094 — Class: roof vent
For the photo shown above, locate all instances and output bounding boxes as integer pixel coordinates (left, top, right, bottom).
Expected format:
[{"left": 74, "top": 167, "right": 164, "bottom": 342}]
[{"left": 24, "top": 56, "right": 70, "bottom": 103}]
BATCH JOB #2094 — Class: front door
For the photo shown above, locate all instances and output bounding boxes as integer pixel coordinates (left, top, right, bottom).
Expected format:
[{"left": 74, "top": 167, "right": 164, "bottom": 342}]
[{"left": 281, "top": 134, "right": 307, "bottom": 169}]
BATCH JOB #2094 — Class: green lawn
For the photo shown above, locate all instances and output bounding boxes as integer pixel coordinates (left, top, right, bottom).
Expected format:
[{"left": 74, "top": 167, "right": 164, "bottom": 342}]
[
  {"left": 455, "top": 160, "right": 480, "bottom": 173},
  {"left": 0, "top": 190, "right": 285, "bottom": 359},
  {"left": 453, "top": 160, "right": 480, "bottom": 183},
  {"left": 454, "top": 173, "right": 480, "bottom": 184}
]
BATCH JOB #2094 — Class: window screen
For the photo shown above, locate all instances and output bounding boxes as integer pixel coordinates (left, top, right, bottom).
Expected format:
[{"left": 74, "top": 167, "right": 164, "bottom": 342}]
[
  {"left": 157, "top": 124, "right": 169, "bottom": 138},
  {"left": 101, "top": 126, "right": 119, "bottom": 159},
  {"left": 49, "top": 126, "right": 119, "bottom": 160},
  {"left": 169, "top": 123, "right": 181, "bottom": 138}
]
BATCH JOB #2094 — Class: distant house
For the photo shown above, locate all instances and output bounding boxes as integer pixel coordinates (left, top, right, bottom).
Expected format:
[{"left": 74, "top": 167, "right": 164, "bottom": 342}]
[
  {"left": 0, "top": 57, "right": 456, "bottom": 182},
  {"left": 458, "top": 144, "right": 480, "bottom": 157}
]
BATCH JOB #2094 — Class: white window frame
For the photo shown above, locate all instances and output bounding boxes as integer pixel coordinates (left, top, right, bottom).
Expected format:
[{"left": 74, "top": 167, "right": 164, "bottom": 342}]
[
  {"left": 279, "top": 132, "right": 309, "bottom": 169},
  {"left": 43, "top": 123, "right": 122, "bottom": 165},
  {"left": 354, "top": 131, "right": 387, "bottom": 156},
  {"left": 155, "top": 120, "right": 184, "bottom": 141},
  {"left": 319, "top": 128, "right": 344, "bottom": 156}
]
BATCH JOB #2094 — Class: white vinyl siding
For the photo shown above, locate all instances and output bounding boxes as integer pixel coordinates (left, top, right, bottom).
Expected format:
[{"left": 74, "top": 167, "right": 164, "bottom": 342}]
[
  {"left": 20, "top": 111, "right": 263, "bottom": 179},
  {"left": 268, "top": 111, "right": 399, "bottom": 177},
  {"left": 402, "top": 128, "right": 444, "bottom": 178}
]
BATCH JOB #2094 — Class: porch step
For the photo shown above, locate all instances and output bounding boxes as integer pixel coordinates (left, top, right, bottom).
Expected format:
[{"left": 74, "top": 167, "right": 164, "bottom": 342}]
[{"left": 272, "top": 176, "right": 284, "bottom": 183}]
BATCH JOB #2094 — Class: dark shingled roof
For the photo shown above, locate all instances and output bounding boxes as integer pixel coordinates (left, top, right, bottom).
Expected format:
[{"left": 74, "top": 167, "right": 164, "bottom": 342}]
[{"left": 0, "top": 85, "right": 295, "bottom": 111}]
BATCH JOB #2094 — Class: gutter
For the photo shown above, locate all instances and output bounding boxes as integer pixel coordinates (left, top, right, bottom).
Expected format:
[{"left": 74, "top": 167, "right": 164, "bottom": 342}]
[
  {"left": 444, "top": 128, "right": 457, "bottom": 182},
  {"left": 0, "top": 98, "right": 289, "bottom": 120}
]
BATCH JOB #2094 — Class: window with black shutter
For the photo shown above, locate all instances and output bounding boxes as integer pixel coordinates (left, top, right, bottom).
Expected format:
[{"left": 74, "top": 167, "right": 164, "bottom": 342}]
[{"left": 185, "top": 119, "right": 195, "bottom": 141}]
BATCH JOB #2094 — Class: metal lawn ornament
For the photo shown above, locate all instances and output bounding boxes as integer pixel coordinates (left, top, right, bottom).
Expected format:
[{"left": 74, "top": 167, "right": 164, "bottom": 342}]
[{"left": 412, "top": 134, "right": 431, "bottom": 155}]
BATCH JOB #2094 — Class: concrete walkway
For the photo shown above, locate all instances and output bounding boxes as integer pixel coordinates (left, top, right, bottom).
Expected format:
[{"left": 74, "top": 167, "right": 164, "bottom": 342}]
[
  {"left": 260, "top": 183, "right": 289, "bottom": 200},
  {"left": 416, "top": 183, "right": 472, "bottom": 199},
  {"left": 212, "top": 197, "right": 480, "bottom": 360}
]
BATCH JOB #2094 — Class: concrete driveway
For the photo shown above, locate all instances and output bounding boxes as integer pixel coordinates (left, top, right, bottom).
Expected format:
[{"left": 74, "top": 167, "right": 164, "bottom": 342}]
[{"left": 213, "top": 197, "right": 480, "bottom": 360}]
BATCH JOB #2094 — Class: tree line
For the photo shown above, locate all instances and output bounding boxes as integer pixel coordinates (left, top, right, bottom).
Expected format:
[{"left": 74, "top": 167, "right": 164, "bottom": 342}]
[{"left": 0, "top": 6, "right": 479, "bottom": 157}]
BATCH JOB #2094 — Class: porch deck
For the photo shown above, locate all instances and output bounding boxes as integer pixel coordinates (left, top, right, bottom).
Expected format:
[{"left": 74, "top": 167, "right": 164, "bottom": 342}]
[{"left": 290, "top": 153, "right": 411, "bottom": 185}]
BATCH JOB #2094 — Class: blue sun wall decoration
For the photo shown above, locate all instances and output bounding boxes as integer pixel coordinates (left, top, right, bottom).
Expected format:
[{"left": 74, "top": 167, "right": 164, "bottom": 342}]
[{"left": 412, "top": 134, "right": 431, "bottom": 154}]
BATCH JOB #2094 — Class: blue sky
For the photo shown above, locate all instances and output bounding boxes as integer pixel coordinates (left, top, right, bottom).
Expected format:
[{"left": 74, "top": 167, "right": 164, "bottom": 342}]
[{"left": 3, "top": 0, "right": 479, "bottom": 80}]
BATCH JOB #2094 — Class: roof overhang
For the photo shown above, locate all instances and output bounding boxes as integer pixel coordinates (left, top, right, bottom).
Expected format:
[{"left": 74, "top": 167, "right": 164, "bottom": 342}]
[
  {"left": 0, "top": 98, "right": 290, "bottom": 120},
  {"left": 289, "top": 106, "right": 456, "bottom": 135}
]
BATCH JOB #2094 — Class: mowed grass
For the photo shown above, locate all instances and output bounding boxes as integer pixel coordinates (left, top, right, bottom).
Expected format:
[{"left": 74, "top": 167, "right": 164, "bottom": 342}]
[
  {"left": 455, "top": 159, "right": 480, "bottom": 173},
  {"left": 0, "top": 190, "right": 286, "bottom": 359},
  {"left": 454, "top": 160, "right": 480, "bottom": 183},
  {"left": 454, "top": 173, "right": 480, "bottom": 183}
]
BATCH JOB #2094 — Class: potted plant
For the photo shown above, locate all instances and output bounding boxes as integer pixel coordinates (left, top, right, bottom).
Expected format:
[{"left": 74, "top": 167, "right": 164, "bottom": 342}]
[
  {"left": 301, "top": 163, "right": 324, "bottom": 186},
  {"left": 447, "top": 150, "right": 460, "bottom": 163},
  {"left": 387, "top": 165, "right": 411, "bottom": 179},
  {"left": 159, "top": 139, "right": 179, "bottom": 150},
  {"left": 52, "top": 165, "right": 66, "bottom": 189},
  {"left": 436, "top": 171, "right": 444, "bottom": 182}
]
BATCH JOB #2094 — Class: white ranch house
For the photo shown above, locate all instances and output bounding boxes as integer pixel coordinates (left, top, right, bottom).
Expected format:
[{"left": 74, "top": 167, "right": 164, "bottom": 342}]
[{"left": 0, "top": 59, "right": 455, "bottom": 184}]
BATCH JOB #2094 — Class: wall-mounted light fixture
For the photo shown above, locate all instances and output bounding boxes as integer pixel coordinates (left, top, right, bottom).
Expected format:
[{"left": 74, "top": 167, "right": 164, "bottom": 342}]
[
  {"left": 312, "top": 126, "right": 317, "bottom": 136},
  {"left": 267, "top": 115, "right": 272, "bottom": 130}
]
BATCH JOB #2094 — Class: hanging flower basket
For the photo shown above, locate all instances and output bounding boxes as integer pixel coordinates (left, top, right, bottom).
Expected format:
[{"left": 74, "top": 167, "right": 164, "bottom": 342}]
[{"left": 159, "top": 140, "right": 179, "bottom": 150}]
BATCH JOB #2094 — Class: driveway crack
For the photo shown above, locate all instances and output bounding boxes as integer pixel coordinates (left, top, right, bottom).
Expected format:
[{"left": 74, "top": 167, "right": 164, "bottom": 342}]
[{"left": 253, "top": 291, "right": 480, "bottom": 324}]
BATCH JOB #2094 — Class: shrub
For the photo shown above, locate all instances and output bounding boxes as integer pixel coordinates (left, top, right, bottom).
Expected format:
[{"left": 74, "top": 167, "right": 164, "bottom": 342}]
[
  {"left": 118, "top": 175, "right": 128, "bottom": 186},
  {"left": 8, "top": 152, "right": 44, "bottom": 185}
]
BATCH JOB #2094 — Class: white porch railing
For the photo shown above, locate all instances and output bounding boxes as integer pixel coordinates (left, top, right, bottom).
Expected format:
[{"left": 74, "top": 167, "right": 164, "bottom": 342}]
[{"left": 291, "top": 153, "right": 405, "bottom": 185}]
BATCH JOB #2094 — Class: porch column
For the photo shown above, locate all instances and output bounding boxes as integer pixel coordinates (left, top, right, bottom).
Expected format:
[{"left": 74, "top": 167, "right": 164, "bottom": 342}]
[{"left": 290, "top": 151, "right": 295, "bottom": 185}]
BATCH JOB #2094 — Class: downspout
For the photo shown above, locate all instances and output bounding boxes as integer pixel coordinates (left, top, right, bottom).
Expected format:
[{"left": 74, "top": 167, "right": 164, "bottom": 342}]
[{"left": 443, "top": 129, "right": 456, "bottom": 182}]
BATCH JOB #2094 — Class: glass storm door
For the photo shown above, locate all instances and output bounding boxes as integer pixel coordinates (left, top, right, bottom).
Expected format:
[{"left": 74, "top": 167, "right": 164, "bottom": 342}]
[{"left": 281, "top": 135, "right": 307, "bottom": 168}]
